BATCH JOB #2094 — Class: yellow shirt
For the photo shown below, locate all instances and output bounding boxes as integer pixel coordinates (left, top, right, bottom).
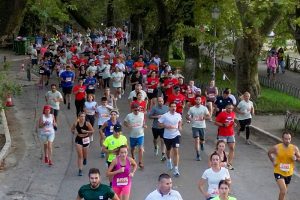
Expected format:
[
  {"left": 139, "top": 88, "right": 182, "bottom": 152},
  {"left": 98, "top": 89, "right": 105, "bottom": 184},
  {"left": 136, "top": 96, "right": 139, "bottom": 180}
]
[
  {"left": 274, "top": 143, "right": 295, "bottom": 176},
  {"left": 103, "top": 134, "right": 127, "bottom": 162}
]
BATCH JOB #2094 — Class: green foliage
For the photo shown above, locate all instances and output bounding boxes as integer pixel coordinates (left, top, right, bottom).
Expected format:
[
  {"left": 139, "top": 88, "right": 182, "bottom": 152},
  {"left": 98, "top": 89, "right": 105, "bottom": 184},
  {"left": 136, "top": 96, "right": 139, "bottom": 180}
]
[
  {"left": 171, "top": 43, "right": 184, "bottom": 60},
  {"left": 0, "top": 62, "right": 22, "bottom": 109}
]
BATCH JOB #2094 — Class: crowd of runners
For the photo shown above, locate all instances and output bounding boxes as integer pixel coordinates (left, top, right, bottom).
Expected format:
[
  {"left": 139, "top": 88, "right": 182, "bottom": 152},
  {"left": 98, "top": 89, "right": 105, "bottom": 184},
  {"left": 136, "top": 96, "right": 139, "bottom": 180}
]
[{"left": 33, "top": 26, "right": 300, "bottom": 200}]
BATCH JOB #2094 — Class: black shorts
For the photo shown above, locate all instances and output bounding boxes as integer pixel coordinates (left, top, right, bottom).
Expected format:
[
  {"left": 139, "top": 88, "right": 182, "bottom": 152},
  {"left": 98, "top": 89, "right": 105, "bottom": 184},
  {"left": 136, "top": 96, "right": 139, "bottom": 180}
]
[
  {"left": 32, "top": 59, "right": 38, "bottom": 65},
  {"left": 147, "top": 88, "right": 158, "bottom": 99},
  {"left": 239, "top": 118, "right": 251, "bottom": 131},
  {"left": 86, "top": 114, "right": 95, "bottom": 127},
  {"left": 50, "top": 108, "right": 59, "bottom": 117},
  {"left": 62, "top": 87, "right": 73, "bottom": 94},
  {"left": 86, "top": 88, "right": 95, "bottom": 94},
  {"left": 163, "top": 135, "right": 181, "bottom": 151},
  {"left": 152, "top": 128, "right": 164, "bottom": 139},
  {"left": 75, "top": 136, "right": 90, "bottom": 147},
  {"left": 274, "top": 173, "right": 292, "bottom": 185}
]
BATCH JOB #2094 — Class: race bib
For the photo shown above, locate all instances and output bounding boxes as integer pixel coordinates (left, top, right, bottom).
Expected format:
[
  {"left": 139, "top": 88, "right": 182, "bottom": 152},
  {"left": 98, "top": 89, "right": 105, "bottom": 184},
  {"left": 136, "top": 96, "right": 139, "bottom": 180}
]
[
  {"left": 39, "top": 70, "right": 44, "bottom": 74},
  {"left": 101, "top": 113, "right": 109, "bottom": 118},
  {"left": 88, "top": 85, "right": 94, "bottom": 90},
  {"left": 194, "top": 116, "right": 204, "bottom": 121},
  {"left": 82, "top": 137, "right": 90, "bottom": 145},
  {"left": 147, "top": 88, "right": 154, "bottom": 93},
  {"left": 116, "top": 177, "right": 129, "bottom": 186},
  {"left": 188, "top": 94, "right": 194, "bottom": 98},
  {"left": 279, "top": 163, "right": 291, "bottom": 172},
  {"left": 66, "top": 77, "right": 72, "bottom": 82}
]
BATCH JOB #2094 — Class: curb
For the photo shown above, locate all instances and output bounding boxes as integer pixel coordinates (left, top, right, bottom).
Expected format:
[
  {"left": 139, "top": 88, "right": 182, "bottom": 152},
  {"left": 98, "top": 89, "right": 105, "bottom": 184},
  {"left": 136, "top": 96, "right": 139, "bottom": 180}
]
[
  {"left": 0, "top": 109, "right": 11, "bottom": 169},
  {"left": 248, "top": 125, "right": 300, "bottom": 178}
]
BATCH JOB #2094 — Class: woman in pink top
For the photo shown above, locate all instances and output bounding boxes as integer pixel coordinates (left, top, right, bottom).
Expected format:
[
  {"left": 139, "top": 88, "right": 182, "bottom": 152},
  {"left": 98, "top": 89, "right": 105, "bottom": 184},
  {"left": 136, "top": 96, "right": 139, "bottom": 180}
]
[
  {"left": 267, "top": 52, "right": 278, "bottom": 79},
  {"left": 107, "top": 145, "right": 137, "bottom": 200}
]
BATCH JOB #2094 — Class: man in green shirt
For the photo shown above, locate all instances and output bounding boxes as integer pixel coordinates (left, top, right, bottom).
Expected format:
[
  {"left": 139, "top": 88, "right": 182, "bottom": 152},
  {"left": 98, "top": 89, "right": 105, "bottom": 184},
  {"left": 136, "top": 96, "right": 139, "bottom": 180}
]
[
  {"left": 102, "top": 124, "right": 127, "bottom": 166},
  {"left": 76, "top": 168, "right": 119, "bottom": 200}
]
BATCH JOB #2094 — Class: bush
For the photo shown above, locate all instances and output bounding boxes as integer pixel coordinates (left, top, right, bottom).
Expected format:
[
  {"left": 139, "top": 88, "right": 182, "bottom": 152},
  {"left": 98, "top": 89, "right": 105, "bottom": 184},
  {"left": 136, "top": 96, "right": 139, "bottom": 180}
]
[{"left": 171, "top": 44, "right": 184, "bottom": 60}]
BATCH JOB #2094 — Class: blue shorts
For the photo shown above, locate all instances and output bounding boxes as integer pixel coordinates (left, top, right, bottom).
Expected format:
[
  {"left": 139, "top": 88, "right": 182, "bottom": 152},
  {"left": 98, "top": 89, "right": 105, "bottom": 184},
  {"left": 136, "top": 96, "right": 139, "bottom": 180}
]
[
  {"left": 40, "top": 132, "right": 55, "bottom": 143},
  {"left": 130, "top": 136, "right": 144, "bottom": 148},
  {"left": 218, "top": 135, "right": 235, "bottom": 143}
]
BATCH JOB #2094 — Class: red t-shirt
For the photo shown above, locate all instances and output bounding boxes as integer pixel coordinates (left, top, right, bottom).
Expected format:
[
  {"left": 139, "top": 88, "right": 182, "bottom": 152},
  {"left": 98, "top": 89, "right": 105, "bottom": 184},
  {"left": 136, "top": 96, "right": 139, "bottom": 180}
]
[
  {"left": 76, "top": 58, "right": 88, "bottom": 66},
  {"left": 131, "top": 100, "right": 147, "bottom": 113},
  {"left": 189, "top": 96, "right": 207, "bottom": 106},
  {"left": 148, "top": 64, "right": 158, "bottom": 72},
  {"left": 133, "top": 61, "right": 145, "bottom": 71},
  {"left": 167, "top": 93, "right": 186, "bottom": 114},
  {"left": 215, "top": 111, "right": 236, "bottom": 136},
  {"left": 178, "top": 83, "right": 188, "bottom": 96},
  {"left": 146, "top": 77, "right": 159, "bottom": 89},
  {"left": 164, "top": 78, "right": 179, "bottom": 96},
  {"left": 73, "top": 85, "right": 86, "bottom": 100}
]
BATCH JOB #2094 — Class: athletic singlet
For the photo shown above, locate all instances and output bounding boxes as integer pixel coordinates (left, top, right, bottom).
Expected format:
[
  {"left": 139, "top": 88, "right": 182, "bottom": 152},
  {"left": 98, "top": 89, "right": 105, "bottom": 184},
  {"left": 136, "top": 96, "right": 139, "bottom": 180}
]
[
  {"left": 105, "top": 120, "right": 120, "bottom": 137},
  {"left": 40, "top": 114, "right": 54, "bottom": 134},
  {"left": 274, "top": 143, "right": 295, "bottom": 176},
  {"left": 112, "top": 157, "right": 131, "bottom": 187},
  {"left": 76, "top": 121, "right": 89, "bottom": 136},
  {"left": 214, "top": 151, "right": 227, "bottom": 163},
  {"left": 206, "top": 86, "right": 217, "bottom": 101}
]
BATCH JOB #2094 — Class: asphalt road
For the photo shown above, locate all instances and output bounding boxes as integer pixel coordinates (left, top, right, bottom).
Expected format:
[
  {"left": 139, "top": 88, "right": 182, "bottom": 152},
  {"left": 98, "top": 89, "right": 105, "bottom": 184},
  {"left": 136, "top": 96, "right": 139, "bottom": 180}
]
[{"left": 0, "top": 75, "right": 300, "bottom": 200}]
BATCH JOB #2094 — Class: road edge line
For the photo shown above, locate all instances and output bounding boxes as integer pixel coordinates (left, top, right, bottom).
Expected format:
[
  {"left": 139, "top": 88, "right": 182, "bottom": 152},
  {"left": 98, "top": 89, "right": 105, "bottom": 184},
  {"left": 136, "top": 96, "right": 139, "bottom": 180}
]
[{"left": 0, "top": 109, "right": 11, "bottom": 169}]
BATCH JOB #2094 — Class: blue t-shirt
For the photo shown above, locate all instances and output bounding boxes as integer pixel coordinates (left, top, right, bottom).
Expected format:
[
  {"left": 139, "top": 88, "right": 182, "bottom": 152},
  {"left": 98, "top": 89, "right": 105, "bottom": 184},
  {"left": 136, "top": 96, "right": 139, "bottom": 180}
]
[
  {"left": 125, "top": 59, "right": 134, "bottom": 72},
  {"left": 60, "top": 71, "right": 75, "bottom": 88},
  {"left": 84, "top": 77, "right": 97, "bottom": 89}
]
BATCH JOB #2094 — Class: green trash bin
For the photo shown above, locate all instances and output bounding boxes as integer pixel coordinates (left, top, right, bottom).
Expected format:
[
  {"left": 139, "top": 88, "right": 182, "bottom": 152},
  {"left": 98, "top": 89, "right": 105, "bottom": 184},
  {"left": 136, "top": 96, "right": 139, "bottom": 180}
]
[{"left": 16, "top": 40, "right": 29, "bottom": 55}]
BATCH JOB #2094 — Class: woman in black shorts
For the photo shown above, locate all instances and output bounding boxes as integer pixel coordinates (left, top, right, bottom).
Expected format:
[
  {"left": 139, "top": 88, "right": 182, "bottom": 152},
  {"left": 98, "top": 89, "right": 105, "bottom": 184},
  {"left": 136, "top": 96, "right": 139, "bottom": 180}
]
[{"left": 71, "top": 112, "right": 94, "bottom": 176}]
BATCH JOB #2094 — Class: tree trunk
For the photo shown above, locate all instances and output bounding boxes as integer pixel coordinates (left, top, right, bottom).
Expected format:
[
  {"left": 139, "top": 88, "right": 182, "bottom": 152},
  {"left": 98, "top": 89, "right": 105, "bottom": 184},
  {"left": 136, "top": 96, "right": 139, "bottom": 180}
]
[
  {"left": 106, "top": 0, "right": 114, "bottom": 27},
  {"left": 182, "top": 0, "right": 199, "bottom": 80},
  {"left": 234, "top": 34, "right": 261, "bottom": 99},
  {"left": 0, "top": 0, "right": 28, "bottom": 40},
  {"left": 295, "top": 5, "right": 300, "bottom": 53}
]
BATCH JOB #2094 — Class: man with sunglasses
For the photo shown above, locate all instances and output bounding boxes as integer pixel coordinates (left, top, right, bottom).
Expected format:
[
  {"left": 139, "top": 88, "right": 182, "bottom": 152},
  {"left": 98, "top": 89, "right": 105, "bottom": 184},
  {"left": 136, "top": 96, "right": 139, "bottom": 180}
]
[{"left": 124, "top": 103, "right": 147, "bottom": 169}]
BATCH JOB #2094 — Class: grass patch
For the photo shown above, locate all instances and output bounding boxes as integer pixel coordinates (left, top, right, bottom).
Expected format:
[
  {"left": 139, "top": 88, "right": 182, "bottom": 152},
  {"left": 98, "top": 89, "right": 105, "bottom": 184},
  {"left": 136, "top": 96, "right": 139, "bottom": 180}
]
[
  {"left": 255, "top": 87, "right": 300, "bottom": 114},
  {"left": 169, "top": 59, "right": 184, "bottom": 69}
]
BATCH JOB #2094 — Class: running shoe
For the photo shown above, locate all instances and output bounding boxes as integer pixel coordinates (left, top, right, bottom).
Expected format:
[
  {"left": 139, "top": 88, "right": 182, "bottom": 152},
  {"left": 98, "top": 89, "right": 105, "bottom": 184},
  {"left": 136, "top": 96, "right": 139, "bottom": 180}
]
[
  {"left": 167, "top": 160, "right": 173, "bottom": 170},
  {"left": 78, "top": 169, "right": 83, "bottom": 176},
  {"left": 160, "top": 155, "right": 166, "bottom": 162},
  {"left": 48, "top": 160, "right": 53, "bottom": 166},
  {"left": 139, "top": 162, "right": 144, "bottom": 169},
  {"left": 101, "top": 152, "right": 105, "bottom": 158},
  {"left": 173, "top": 168, "right": 180, "bottom": 177},
  {"left": 196, "top": 156, "right": 201, "bottom": 161},
  {"left": 200, "top": 144, "right": 204, "bottom": 151},
  {"left": 118, "top": 94, "right": 121, "bottom": 99},
  {"left": 227, "top": 163, "right": 234, "bottom": 170},
  {"left": 245, "top": 140, "right": 251, "bottom": 145},
  {"left": 83, "top": 159, "right": 87, "bottom": 165},
  {"left": 44, "top": 156, "right": 49, "bottom": 164},
  {"left": 67, "top": 103, "right": 70, "bottom": 109},
  {"left": 154, "top": 148, "right": 159, "bottom": 156}
]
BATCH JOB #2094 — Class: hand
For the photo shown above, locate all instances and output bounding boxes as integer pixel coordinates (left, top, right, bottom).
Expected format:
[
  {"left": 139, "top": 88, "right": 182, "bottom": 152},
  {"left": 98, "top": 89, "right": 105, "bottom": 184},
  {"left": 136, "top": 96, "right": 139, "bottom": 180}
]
[
  {"left": 143, "top": 124, "right": 147, "bottom": 128},
  {"left": 204, "top": 192, "right": 210, "bottom": 199},
  {"left": 129, "top": 172, "right": 134, "bottom": 177},
  {"left": 119, "top": 167, "right": 125, "bottom": 173}
]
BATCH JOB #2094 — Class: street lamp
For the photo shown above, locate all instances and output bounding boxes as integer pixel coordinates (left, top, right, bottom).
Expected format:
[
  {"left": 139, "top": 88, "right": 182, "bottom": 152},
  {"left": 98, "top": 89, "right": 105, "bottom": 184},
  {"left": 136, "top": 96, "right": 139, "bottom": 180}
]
[{"left": 211, "top": 7, "right": 220, "bottom": 80}]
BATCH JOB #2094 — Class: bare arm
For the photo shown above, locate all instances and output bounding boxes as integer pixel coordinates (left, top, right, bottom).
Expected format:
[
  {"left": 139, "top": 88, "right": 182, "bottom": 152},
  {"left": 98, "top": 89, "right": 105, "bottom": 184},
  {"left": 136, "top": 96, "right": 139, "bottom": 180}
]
[
  {"left": 106, "top": 159, "right": 119, "bottom": 177},
  {"left": 111, "top": 194, "right": 120, "bottom": 200},
  {"left": 76, "top": 195, "right": 82, "bottom": 200},
  {"left": 268, "top": 145, "right": 277, "bottom": 164},
  {"left": 198, "top": 178, "right": 209, "bottom": 199},
  {"left": 294, "top": 146, "right": 300, "bottom": 162}
]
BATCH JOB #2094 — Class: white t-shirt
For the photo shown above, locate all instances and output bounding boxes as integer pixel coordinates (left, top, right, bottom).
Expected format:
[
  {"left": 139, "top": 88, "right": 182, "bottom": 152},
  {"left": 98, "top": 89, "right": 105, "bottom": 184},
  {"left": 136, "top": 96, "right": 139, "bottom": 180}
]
[
  {"left": 111, "top": 72, "right": 124, "bottom": 88},
  {"left": 236, "top": 100, "right": 253, "bottom": 120},
  {"left": 187, "top": 105, "right": 209, "bottom": 128},
  {"left": 124, "top": 112, "right": 144, "bottom": 138},
  {"left": 96, "top": 105, "right": 113, "bottom": 125},
  {"left": 45, "top": 91, "right": 63, "bottom": 110},
  {"left": 128, "top": 90, "right": 147, "bottom": 101},
  {"left": 229, "top": 94, "right": 237, "bottom": 105},
  {"left": 87, "top": 65, "right": 97, "bottom": 75},
  {"left": 116, "top": 63, "right": 125, "bottom": 72},
  {"left": 158, "top": 112, "right": 182, "bottom": 139},
  {"left": 84, "top": 101, "right": 97, "bottom": 115},
  {"left": 145, "top": 189, "right": 183, "bottom": 200},
  {"left": 201, "top": 167, "right": 230, "bottom": 198}
]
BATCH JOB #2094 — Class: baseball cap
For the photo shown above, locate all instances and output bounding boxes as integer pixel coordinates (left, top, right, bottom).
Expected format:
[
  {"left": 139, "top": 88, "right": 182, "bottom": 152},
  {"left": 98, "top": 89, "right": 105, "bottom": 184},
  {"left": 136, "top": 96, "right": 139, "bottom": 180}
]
[
  {"left": 43, "top": 105, "right": 51, "bottom": 110},
  {"left": 131, "top": 103, "right": 140, "bottom": 109},
  {"left": 114, "top": 124, "right": 122, "bottom": 132}
]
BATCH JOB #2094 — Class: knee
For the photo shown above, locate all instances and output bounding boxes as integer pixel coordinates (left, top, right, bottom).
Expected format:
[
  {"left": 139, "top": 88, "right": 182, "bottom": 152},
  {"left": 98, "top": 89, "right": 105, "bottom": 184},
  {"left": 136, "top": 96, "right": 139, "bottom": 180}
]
[{"left": 279, "top": 188, "right": 287, "bottom": 196}]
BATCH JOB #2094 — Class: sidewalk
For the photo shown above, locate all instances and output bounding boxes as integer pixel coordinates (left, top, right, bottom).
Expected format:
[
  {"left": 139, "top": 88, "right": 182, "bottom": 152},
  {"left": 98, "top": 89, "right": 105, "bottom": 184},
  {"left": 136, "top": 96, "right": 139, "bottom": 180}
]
[{"left": 220, "top": 55, "right": 300, "bottom": 89}]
